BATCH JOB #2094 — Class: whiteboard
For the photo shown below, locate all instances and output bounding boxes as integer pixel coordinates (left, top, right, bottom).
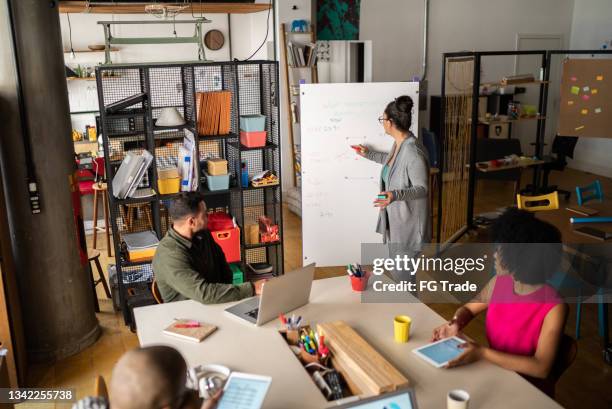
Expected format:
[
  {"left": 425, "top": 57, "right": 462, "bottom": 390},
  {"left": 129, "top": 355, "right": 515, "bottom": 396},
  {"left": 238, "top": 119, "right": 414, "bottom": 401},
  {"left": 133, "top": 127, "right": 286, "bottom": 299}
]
[{"left": 301, "top": 82, "right": 420, "bottom": 267}]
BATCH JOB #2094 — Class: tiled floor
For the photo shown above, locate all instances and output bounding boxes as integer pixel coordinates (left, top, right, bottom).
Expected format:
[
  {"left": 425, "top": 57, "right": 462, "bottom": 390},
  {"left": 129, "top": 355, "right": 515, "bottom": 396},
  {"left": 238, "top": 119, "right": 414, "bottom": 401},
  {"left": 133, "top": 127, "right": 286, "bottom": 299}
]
[{"left": 17, "top": 167, "right": 612, "bottom": 409}]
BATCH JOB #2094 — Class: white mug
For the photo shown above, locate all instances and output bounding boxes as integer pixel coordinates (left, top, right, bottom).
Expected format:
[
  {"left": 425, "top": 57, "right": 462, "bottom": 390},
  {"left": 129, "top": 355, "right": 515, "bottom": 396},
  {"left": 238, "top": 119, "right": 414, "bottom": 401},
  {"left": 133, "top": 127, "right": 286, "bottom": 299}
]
[{"left": 447, "top": 389, "right": 470, "bottom": 409}]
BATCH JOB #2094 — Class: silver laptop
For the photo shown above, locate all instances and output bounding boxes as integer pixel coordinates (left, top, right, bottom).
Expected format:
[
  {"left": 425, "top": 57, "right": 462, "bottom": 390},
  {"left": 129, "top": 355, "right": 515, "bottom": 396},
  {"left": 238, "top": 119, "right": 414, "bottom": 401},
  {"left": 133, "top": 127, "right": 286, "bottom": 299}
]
[
  {"left": 225, "top": 263, "right": 315, "bottom": 326},
  {"left": 332, "top": 388, "right": 418, "bottom": 409}
]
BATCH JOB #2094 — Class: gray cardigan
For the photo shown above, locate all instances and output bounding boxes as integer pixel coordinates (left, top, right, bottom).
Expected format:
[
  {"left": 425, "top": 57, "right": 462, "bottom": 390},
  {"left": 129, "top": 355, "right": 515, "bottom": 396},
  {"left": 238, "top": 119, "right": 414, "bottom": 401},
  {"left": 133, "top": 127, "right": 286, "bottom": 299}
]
[{"left": 365, "top": 133, "right": 430, "bottom": 252}]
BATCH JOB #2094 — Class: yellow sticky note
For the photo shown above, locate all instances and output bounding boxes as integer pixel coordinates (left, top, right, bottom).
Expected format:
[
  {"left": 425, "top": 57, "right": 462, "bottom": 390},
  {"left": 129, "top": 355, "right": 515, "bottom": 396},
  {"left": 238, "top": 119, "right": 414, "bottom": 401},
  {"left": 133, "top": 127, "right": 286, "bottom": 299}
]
[
  {"left": 596, "top": 75, "right": 604, "bottom": 81},
  {"left": 568, "top": 100, "right": 574, "bottom": 106},
  {"left": 581, "top": 109, "right": 589, "bottom": 115},
  {"left": 571, "top": 86, "right": 580, "bottom": 95},
  {"left": 595, "top": 108, "right": 602, "bottom": 114},
  {"left": 592, "top": 88, "right": 598, "bottom": 95},
  {"left": 575, "top": 125, "right": 585, "bottom": 131}
]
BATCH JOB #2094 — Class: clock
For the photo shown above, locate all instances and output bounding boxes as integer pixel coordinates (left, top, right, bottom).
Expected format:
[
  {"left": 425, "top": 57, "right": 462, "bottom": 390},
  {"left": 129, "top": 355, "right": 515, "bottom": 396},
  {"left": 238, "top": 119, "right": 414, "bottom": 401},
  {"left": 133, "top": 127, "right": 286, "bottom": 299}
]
[{"left": 204, "top": 29, "right": 225, "bottom": 51}]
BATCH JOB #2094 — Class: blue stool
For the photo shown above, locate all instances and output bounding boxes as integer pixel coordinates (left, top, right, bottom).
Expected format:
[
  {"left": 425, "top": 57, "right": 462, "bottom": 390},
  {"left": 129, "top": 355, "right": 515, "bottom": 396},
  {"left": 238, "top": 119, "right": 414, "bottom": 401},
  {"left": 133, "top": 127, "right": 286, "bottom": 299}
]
[
  {"left": 576, "top": 180, "right": 603, "bottom": 206},
  {"left": 548, "top": 270, "right": 607, "bottom": 339}
]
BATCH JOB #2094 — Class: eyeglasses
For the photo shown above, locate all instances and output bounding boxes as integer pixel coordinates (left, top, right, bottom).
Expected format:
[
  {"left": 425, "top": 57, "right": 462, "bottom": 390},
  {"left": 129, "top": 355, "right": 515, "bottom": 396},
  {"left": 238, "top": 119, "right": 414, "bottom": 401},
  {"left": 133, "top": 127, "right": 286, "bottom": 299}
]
[{"left": 378, "top": 116, "right": 389, "bottom": 124}]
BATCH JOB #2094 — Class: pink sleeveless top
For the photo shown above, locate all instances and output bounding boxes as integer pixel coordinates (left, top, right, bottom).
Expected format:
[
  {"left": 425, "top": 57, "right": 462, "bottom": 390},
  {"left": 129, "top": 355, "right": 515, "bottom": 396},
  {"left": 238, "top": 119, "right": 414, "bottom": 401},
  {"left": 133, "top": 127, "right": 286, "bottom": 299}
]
[{"left": 486, "top": 275, "right": 562, "bottom": 356}]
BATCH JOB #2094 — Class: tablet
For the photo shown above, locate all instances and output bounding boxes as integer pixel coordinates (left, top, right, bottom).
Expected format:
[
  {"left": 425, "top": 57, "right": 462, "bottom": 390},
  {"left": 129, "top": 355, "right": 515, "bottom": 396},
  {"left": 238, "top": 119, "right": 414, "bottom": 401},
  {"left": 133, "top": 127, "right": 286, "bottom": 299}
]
[
  {"left": 217, "top": 372, "right": 272, "bottom": 409},
  {"left": 412, "top": 336, "right": 466, "bottom": 368},
  {"left": 333, "top": 388, "right": 418, "bottom": 409}
]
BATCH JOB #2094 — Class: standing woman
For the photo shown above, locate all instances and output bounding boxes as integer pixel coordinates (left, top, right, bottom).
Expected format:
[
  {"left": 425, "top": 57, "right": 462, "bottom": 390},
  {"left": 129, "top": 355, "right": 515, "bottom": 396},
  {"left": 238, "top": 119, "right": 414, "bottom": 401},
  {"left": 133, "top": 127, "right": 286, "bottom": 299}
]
[{"left": 356, "top": 96, "right": 430, "bottom": 280}]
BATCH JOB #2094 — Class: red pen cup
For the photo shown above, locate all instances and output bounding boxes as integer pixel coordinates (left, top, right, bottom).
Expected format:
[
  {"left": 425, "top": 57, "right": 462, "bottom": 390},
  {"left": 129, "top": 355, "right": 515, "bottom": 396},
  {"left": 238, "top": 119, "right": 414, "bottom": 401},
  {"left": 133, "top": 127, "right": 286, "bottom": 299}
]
[{"left": 350, "top": 272, "right": 370, "bottom": 292}]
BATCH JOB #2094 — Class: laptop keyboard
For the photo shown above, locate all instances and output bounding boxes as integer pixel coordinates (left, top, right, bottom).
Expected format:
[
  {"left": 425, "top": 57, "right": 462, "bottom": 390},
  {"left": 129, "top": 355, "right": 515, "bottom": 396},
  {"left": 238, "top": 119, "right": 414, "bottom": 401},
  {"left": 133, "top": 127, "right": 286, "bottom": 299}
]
[{"left": 245, "top": 308, "right": 259, "bottom": 319}]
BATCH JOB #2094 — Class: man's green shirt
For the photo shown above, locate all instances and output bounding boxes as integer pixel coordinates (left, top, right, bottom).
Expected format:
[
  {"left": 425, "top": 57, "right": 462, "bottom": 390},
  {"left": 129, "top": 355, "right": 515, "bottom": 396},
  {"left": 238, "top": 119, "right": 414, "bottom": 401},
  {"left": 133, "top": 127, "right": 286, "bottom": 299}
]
[{"left": 152, "top": 228, "right": 253, "bottom": 304}]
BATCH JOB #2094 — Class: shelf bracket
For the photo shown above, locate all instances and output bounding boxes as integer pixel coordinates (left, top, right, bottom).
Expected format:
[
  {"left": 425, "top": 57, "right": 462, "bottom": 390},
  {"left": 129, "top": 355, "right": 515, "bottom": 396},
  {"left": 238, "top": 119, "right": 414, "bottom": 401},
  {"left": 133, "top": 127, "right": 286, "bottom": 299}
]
[{"left": 98, "top": 19, "right": 211, "bottom": 65}]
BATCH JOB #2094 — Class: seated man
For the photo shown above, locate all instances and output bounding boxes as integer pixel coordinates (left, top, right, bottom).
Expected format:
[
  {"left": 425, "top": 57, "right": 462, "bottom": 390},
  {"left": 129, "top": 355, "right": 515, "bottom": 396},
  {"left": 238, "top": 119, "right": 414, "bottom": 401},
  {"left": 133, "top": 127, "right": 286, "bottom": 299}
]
[
  {"left": 73, "top": 346, "right": 221, "bottom": 409},
  {"left": 153, "top": 192, "right": 265, "bottom": 303}
]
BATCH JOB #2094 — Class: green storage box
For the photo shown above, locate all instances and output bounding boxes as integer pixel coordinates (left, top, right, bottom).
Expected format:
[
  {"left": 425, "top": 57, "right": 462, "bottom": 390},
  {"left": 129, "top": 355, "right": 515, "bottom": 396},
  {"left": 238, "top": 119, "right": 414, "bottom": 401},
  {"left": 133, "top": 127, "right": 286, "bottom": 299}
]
[{"left": 230, "top": 263, "right": 244, "bottom": 284}]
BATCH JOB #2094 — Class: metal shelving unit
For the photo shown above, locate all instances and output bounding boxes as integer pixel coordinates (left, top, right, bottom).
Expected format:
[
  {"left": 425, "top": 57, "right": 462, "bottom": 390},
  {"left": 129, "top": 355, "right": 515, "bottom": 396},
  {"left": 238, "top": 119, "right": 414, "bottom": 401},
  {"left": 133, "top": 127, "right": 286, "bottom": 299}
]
[{"left": 96, "top": 61, "right": 283, "bottom": 326}]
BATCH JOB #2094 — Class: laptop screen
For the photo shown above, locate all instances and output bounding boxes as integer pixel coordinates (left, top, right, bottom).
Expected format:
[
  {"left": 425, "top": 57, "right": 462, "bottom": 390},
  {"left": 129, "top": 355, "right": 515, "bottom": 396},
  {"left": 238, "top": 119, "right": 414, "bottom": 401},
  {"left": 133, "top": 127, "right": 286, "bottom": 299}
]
[{"left": 340, "top": 391, "right": 415, "bottom": 409}]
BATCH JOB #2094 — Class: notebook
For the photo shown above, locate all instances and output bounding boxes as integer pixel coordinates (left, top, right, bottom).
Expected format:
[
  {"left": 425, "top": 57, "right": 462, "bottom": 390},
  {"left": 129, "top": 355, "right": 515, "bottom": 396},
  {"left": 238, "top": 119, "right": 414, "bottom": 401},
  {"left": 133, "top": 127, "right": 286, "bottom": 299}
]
[{"left": 163, "top": 320, "right": 217, "bottom": 343}]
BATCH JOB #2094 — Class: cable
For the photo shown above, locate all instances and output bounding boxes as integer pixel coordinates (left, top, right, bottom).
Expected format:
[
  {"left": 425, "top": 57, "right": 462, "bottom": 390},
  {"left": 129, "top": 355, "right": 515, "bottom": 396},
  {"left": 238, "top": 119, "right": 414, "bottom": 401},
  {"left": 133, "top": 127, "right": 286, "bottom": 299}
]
[
  {"left": 66, "top": 13, "right": 75, "bottom": 58},
  {"left": 243, "top": 0, "right": 272, "bottom": 61}
]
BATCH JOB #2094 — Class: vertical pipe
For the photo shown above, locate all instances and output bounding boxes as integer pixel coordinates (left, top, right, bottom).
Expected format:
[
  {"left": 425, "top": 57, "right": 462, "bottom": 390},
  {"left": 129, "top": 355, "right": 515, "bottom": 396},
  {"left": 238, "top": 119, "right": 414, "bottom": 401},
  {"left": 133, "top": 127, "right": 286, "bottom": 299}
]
[
  {"left": 466, "top": 54, "right": 481, "bottom": 228},
  {"left": 420, "top": 0, "right": 429, "bottom": 81},
  {"left": 436, "top": 55, "right": 446, "bottom": 244},
  {"left": 0, "top": 0, "right": 99, "bottom": 362}
]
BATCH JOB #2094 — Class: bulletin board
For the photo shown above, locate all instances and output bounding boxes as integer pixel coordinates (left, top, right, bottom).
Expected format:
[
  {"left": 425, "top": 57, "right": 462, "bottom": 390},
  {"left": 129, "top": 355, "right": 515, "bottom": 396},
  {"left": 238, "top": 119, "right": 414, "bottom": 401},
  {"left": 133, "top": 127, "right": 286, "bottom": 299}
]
[
  {"left": 300, "top": 82, "right": 419, "bottom": 267},
  {"left": 558, "top": 58, "right": 612, "bottom": 138}
]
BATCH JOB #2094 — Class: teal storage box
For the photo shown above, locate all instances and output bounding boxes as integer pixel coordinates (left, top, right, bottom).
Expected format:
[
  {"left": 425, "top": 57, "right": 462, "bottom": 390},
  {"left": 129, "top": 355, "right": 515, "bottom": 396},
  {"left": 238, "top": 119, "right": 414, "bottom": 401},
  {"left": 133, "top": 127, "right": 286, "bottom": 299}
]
[
  {"left": 240, "top": 114, "right": 266, "bottom": 132},
  {"left": 204, "top": 171, "right": 230, "bottom": 191},
  {"left": 230, "top": 264, "right": 244, "bottom": 284}
]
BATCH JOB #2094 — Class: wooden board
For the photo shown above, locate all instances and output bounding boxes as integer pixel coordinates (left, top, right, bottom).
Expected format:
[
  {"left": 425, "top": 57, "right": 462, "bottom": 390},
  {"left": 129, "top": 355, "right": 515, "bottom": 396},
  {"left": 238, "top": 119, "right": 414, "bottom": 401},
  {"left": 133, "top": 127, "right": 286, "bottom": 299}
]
[
  {"left": 316, "top": 321, "right": 410, "bottom": 397},
  {"left": 558, "top": 59, "right": 612, "bottom": 138},
  {"left": 59, "top": 2, "right": 271, "bottom": 14}
]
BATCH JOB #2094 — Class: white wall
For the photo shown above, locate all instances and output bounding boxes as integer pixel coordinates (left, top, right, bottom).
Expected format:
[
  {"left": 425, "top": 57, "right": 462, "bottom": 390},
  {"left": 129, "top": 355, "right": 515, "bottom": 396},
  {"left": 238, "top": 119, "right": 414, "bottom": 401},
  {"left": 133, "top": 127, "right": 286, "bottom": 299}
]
[
  {"left": 61, "top": 9, "right": 273, "bottom": 128},
  {"left": 360, "top": 0, "right": 574, "bottom": 90},
  {"left": 567, "top": 0, "right": 612, "bottom": 177}
]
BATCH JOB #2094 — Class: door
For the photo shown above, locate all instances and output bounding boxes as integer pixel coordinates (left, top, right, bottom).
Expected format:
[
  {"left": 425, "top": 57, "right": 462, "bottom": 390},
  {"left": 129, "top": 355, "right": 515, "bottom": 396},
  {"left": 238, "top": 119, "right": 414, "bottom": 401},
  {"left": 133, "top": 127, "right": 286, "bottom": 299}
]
[{"left": 515, "top": 34, "right": 563, "bottom": 156}]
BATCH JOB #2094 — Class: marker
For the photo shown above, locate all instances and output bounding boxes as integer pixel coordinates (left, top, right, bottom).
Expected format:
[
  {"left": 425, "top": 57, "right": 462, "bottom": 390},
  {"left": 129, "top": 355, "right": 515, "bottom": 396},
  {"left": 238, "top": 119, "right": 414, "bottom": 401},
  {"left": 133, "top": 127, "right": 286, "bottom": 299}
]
[
  {"left": 350, "top": 144, "right": 364, "bottom": 153},
  {"left": 377, "top": 194, "right": 387, "bottom": 200}
]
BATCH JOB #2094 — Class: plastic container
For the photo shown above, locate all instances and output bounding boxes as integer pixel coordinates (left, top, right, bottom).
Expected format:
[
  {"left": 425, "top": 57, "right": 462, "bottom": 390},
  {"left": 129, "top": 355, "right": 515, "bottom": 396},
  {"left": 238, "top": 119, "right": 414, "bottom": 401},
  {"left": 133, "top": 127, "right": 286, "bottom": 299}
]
[
  {"left": 241, "top": 162, "right": 249, "bottom": 187},
  {"left": 207, "top": 158, "right": 228, "bottom": 175},
  {"left": 239, "top": 114, "right": 266, "bottom": 132},
  {"left": 157, "top": 167, "right": 180, "bottom": 194},
  {"left": 211, "top": 227, "right": 241, "bottom": 263},
  {"left": 350, "top": 273, "right": 370, "bottom": 292},
  {"left": 204, "top": 171, "right": 230, "bottom": 191},
  {"left": 240, "top": 131, "right": 267, "bottom": 148},
  {"left": 207, "top": 212, "right": 234, "bottom": 231},
  {"left": 230, "top": 264, "right": 244, "bottom": 284}
]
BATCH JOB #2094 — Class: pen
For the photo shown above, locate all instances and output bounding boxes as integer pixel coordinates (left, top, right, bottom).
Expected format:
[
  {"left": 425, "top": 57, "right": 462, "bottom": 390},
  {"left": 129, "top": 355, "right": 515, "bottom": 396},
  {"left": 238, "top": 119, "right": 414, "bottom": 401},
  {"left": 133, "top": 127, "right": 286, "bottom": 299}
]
[
  {"left": 296, "top": 316, "right": 302, "bottom": 328},
  {"left": 175, "top": 322, "right": 201, "bottom": 328}
]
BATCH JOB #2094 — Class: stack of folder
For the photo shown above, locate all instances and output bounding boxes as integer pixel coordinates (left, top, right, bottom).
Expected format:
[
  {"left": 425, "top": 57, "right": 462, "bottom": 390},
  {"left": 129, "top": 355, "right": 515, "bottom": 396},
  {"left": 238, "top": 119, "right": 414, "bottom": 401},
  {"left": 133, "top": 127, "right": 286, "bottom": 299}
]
[
  {"left": 122, "top": 230, "right": 159, "bottom": 262},
  {"left": 196, "top": 91, "right": 232, "bottom": 136}
]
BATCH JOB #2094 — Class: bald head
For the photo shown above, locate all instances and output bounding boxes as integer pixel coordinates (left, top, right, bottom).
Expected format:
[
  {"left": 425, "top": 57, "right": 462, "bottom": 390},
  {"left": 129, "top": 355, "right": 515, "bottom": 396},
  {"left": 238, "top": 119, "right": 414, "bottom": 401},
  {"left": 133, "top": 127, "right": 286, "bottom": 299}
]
[{"left": 110, "top": 346, "right": 187, "bottom": 409}]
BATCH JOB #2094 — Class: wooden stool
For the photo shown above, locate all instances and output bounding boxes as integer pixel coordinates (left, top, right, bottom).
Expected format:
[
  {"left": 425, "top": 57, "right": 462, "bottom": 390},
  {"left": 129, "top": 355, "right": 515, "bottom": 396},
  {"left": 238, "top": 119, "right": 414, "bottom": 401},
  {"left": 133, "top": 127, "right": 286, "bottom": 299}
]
[
  {"left": 92, "top": 182, "right": 112, "bottom": 257},
  {"left": 121, "top": 204, "right": 153, "bottom": 232},
  {"left": 88, "top": 250, "right": 111, "bottom": 312}
]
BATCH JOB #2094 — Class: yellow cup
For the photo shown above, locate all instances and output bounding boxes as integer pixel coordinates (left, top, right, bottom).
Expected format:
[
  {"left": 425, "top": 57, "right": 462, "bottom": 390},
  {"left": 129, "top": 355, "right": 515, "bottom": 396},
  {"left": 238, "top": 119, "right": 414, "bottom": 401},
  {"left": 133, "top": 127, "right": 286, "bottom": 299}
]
[{"left": 394, "top": 315, "right": 412, "bottom": 343}]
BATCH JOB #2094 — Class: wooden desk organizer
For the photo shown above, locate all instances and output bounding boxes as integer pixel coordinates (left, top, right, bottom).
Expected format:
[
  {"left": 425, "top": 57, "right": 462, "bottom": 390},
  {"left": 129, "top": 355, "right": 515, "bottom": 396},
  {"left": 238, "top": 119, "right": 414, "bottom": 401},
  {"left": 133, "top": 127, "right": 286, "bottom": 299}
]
[
  {"left": 317, "top": 320, "right": 410, "bottom": 396},
  {"left": 279, "top": 321, "right": 410, "bottom": 401}
]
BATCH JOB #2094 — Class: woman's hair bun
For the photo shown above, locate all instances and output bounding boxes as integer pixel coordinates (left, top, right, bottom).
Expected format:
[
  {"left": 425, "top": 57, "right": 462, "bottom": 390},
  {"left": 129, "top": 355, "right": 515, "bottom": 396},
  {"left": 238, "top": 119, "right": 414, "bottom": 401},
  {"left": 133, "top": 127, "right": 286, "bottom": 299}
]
[
  {"left": 384, "top": 95, "right": 414, "bottom": 133},
  {"left": 395, "top": 96, "right": 414, "bottom": 113}
]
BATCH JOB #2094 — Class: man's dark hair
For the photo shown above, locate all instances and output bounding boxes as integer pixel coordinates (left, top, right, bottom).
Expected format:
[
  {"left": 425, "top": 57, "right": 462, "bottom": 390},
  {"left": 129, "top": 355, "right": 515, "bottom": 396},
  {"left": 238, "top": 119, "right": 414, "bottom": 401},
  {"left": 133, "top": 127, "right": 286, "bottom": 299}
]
[
  {"left": 169, "top": 192, "right": 206, "bottom": 221},
  {"left": 491, "top": 207, "right": 562, "bottom": 284}
]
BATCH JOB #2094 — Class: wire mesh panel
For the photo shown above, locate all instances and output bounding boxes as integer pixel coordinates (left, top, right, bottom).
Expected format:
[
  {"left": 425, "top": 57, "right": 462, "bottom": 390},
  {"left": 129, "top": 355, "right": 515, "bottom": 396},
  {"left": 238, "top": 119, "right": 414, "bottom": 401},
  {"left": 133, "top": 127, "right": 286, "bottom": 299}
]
[
  {"left": 97, "top": 67, "right": 145, "bottom": 108},
  {"left": 149, "top": 66, "right": 184, "bottom": 113},
  {"left": 99, "top": 61, "right": 283, "bottom": 326},
  {"left": 261, "top": 63, "right": 280, "bottom": 146},
  {"left": 237, "top": 63, "right": 262, "bottom": 115}
]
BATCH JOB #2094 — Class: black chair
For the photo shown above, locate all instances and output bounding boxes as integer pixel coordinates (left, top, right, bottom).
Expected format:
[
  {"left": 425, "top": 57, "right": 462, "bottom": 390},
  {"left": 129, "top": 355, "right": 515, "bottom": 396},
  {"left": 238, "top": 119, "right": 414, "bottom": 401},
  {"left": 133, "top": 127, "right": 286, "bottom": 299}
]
[
  {"left": 539, "top": 135, "right": 578, "bottom": 201},
  {"left": 475, "top": 138, "right": 523, "bottom": 197},
  {"left": 421, "top": 128, "right": 439, "bottom": 168}
]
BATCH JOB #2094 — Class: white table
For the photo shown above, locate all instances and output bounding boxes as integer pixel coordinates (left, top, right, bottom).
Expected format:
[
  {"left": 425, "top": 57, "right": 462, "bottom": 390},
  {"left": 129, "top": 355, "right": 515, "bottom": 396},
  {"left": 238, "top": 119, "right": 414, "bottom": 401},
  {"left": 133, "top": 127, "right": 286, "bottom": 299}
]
[{"left": 135, "top": 276, "right": 562, "bottom": 409}]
